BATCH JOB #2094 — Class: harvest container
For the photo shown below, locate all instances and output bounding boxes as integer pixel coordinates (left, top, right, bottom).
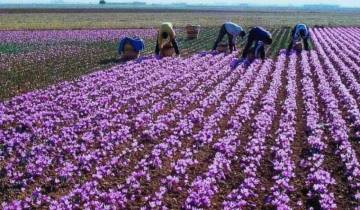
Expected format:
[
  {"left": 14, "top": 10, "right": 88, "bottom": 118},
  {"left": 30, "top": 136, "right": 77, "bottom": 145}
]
[
  {"left": 161, "top": 43, "right": 174, "bottom": 57},
  {"left": 185, "top": 24, "right": 201, "bottom": 39},
  {"left": 123, "top": 42, "right": 140, "bottom": 59},
  {"left": 295, "top": 41, "right": 303, "bottom": 53},
  {"left": 217, "top": 43, "right": 228, "bottom": 53},
  {"left": 247, "top": 47, "right": 256, "bottom": 62}
]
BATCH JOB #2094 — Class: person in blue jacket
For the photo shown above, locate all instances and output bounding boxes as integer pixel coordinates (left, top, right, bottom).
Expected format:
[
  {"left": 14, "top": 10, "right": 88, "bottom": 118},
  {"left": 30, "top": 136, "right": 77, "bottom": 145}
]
[
  {"left": 241, "top": 26, "right": 272, "bottom": 60},
  {"left": 287, "top": 23, "right": 310, "bottom": 54}
]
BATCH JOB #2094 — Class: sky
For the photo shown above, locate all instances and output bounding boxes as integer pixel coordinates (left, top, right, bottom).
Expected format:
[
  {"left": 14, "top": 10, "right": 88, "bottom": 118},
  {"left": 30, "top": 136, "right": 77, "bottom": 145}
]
[{"left": 2, "top": 0, "right": 359, "bottom": 7}]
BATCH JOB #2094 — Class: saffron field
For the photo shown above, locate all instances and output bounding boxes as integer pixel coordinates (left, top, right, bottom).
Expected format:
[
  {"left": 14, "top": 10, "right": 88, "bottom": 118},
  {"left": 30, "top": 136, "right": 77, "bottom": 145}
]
[
  {"left": 1, "top": 27, "right": 360, "bottom": 209},
  {"left": 0, "top": 27, "right": 291, "bottom": 101}
]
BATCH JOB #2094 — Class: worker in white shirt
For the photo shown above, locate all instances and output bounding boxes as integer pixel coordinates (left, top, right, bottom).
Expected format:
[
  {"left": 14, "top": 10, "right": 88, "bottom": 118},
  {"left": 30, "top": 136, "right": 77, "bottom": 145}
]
[{"left": 212, "top": 22, "right": 246, "bottom": 53}]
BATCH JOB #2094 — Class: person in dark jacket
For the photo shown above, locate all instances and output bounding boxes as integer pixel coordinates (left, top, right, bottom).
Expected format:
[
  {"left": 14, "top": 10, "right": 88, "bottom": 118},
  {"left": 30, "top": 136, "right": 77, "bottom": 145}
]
[
  {"left": 241, "top": 26, "right": 272, "bottom": 60},
  {"left": 155, "top": 22, "right": 180, "bottom": 55},
  {"left": 212, "top": 22, "right": 246, "bottom": 53},
  {"left": 287, "top": 23, "right": 310, "bottom": 54}
]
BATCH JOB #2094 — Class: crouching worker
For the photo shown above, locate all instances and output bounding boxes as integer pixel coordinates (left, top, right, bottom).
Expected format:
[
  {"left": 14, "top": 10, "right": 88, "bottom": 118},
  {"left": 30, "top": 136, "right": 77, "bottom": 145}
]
[
  {"left": 287, "top": 23, "right": 310, "bottom": 55},
  {"left": 212, "top": 22, "right": 246, "bottom": 53},
  {"left": 241, "top": 26, "right": 272, "bottom": 61},
  {"left": 155, "top": 22, "right": 180, "bottom": 56},
  {"left": 118, "top": 36, "right": 145, "bottom": 60}
]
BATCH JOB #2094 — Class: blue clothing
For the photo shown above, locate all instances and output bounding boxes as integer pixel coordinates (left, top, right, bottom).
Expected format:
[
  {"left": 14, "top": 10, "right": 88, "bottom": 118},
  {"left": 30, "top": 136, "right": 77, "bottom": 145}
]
[
  {"left": 118, "top": 36, "right": 145, "bottom": 54},
  {"left": 287, "top": 24, "right": 310, "bottom": 52},
  {"left": 293, "top": 24, "right": 309, "bottom": 40},
  {"left": 250, "top": 27, "right": 272, "bottom": 41},
  {"left": 255, "top": 41, "right": 264, "bottom": 58},
  {"left": 241, "top": 26, "right": 272, "bottom": 59}
]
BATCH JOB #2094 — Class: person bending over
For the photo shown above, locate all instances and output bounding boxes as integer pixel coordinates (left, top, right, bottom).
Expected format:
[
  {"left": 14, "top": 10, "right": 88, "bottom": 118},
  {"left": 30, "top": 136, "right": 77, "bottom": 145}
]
[
  {"left": 212, "top": 22, "right": 246, "bottom": 53},
  {"left": 287, "top": 23, "right": 310, "bottom": 55},
  {"left": 241, "top": 26, "right": 272, "bottom": 61},
  {"left": 155, "top": 22, "right": 180, "bottom": 55}
]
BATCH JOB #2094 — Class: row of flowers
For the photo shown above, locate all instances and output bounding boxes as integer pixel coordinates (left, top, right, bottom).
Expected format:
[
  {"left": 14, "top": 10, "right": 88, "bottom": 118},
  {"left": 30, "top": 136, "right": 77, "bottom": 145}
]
[
  {"left": 1, "top": 55, "right": 187, "bottom": 186},
  {"left": 181, "top": 59, "right": 274, "bottom": 209},
  {"left": 266, "top": 52, "right": 298, "bottom": 208},
  {"left": 299, "top": 51, "right": 337, "bottom": 209},
  {"left": 326, "top": 28, "right": 360, "bottom": 67},
  {"left": 315, "top": 28, "right": 360, "bottom": 117},
  {"left": 0, "top": 53, "right": 228, "bottom": 208},
  {"left": 222, "top": 51, "right": 287, "bottom": 209},
  {"left": 104, "top": 52, "right": 242, "bottom": 208},
  {"left": 2, "top": 27, "right": 360, "bottom": 209},
  {"left": 144, "top": 59, "right": 264, "bottom": 209},
  {"left": 1, "top": 52, "right": 240, "bottom": 209},
  {"left": 309, "top": 45, "right": 360, "bottom": 208}
]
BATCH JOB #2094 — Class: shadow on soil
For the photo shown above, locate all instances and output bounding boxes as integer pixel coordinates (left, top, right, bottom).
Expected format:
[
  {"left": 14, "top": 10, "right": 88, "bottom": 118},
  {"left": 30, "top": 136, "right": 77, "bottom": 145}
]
[{"left": 99, "top": 57, "right": 127, "bottom": 65}]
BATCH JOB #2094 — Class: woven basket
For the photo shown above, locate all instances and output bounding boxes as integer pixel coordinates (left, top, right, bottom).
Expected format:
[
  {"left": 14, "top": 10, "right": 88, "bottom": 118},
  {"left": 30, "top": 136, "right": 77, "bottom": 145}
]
[
  {"left": 247, "top": 47, "right": 256, "bottom": 62},
  {"left": 247, "top": 52, "right": 255, "bottom": 62},
  {"left": 218, "top": 43, "right": 228, "bottom": 53},
  {"left": 294, "top": 41, "right": 303, "bottom": 53},
  {"left": 161, "top": 43, "right": 174, "bottom": 57},
  {"left": 186, "top": 25, "right": 201, "bottom": 39},
  {"left": 123, "top": 42, "right": 140, "bottom": 59}
]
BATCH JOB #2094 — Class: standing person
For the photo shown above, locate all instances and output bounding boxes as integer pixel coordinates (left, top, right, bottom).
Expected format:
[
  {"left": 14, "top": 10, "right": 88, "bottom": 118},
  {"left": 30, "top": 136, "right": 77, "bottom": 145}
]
[
  {"left": 212, "top": 22, "right": 247, "bottom": 54},
  {"left": 155, "top": 22, "right": 180, "bottom": 56},
  {"left": 287, "top": 23, "right": 310, "bottom": 55},
  {"left": 241, "top": 26, "right": 272, "bottom": 61}
]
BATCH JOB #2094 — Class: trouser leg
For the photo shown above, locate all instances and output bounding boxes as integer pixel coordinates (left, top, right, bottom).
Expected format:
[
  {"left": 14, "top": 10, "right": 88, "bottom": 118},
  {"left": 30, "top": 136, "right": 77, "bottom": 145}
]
[
  {"left": 212, "top": 24, "right": 227, "bottom": 51},
  {"left": 260, "top": 45, "right": 265, "bottom": 59},
  {"left": 303, "top": 38, "right": 309, "bottom": 51},
  {"left": 228, "top": 35, "right": 234, "bottom": 53},
  {"left": 155, "top": 38, "right": 160, "bottom": 55},
  {"left": 172, "top": 37, "right": 180, "bottom": 54},
  {"left": 287, "top": 38, "right": 294, "bottom": 52},
  {"left": 242, "top": 36, "right": 254, "bottom": 58}
]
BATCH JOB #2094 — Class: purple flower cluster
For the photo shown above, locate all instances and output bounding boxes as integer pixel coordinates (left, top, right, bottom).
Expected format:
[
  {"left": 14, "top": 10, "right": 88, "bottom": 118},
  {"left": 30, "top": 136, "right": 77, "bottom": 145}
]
[
  {"left": 183, "top": 59, "right": 275, "bottom": 209},
  {"left": 35, "top": 53, "right": 236, "bottom": 209},
  {"left": 3, "top": 27, "right": 360, "bottom": 209},
  {"left": 223, "top": 51, "right": 287, "bottom": 209},
  {"left": 1, "top": 57, "right": 175, "bottom": 188},
  {"left": 230, "top": 58, "right": 252, "bottom": 69},
  {"left": 1, "top": 52, "right": 224, "bottom": 209},
  {"left": 141, "top": 52, "right": 245, "bottom": 209},
  {"left": 229, "top": 59, "right": 240, "bottom": 69},
  {"left": 325, "top": 28, "right": 360, "bottom": 78},
  {"left": 310, "top": 29, "right": 360, "bottom": 207},
  {"left": 266, "top": 53, "right": 298, "bottom": 208},
  {"left": 313, "top": 28, "right": 360, "bottom": 136},
  {"left": 299, "top": 51, "right": 336, "bottom": 209},
  {"left": 135, "top": 55, "right": 162, "bottom": 63}
]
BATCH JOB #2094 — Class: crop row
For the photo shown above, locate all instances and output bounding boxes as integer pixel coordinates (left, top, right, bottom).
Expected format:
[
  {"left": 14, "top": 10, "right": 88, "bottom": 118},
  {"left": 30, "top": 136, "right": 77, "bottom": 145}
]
[{"left": 1, "top": 27, "right": 360, "bottom": 209}]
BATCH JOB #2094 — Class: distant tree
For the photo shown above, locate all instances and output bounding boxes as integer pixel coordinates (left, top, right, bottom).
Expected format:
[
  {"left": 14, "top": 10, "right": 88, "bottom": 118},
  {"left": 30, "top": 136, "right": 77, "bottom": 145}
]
[{"left": 99, "top": 0, "right": 106, "bottom": 4}]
